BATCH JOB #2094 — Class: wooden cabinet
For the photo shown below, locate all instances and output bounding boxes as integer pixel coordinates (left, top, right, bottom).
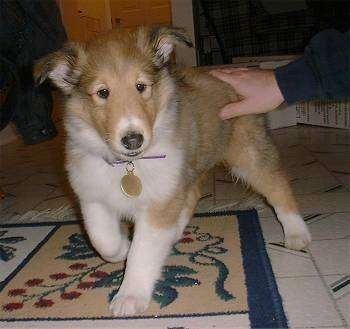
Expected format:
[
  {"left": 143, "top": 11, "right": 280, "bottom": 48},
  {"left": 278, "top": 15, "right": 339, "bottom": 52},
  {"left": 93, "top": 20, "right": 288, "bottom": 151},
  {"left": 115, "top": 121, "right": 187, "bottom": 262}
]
[
  {"left": 59, "top": 0, "right": 172, "bottom": 42},
  {"left": 110, "top": 0, "right": 171, "bottom": 28}
]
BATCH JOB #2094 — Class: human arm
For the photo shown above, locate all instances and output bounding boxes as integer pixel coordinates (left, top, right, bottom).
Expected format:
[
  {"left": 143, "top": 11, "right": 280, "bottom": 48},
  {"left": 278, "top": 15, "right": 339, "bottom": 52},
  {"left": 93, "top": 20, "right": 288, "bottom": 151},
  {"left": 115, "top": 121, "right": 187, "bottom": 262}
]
[
  {"left": 275, "top": 29, "right": 350, "bottom": 104},
  {"left": 211, "top": 29, "right": 350, "bottom": 119}
]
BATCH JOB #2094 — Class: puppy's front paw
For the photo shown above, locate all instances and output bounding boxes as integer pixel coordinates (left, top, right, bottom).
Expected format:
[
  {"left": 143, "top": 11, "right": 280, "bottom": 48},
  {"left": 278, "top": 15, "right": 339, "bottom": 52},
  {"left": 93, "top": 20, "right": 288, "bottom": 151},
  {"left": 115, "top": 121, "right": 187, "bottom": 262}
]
[
  {"left": 284, "top": 221, "right": 311, "bottom": 251},
  {"left": 109, "top": 293, "right": 149, "bottom": 316}
]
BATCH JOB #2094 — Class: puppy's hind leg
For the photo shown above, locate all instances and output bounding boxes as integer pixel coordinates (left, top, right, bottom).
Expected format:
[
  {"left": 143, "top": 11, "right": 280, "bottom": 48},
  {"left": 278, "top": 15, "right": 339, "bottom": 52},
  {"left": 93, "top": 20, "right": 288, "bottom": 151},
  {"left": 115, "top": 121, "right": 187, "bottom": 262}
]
[
  {"left": 81, "top": 202, "right": 130, "bottom": 263},
  {"left": 230, "top": 160, "right": 311, "bottom": 250},
  {"left": 225, "top": 119, "right": 311, "bottom": 250}
]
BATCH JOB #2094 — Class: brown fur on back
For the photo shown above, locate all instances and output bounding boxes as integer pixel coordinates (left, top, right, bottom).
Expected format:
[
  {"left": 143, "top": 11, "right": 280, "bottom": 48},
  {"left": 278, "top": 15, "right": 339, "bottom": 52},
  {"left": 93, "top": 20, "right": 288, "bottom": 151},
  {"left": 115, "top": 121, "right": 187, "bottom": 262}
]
[{"left": 173, "top": 69, "right": 238, "bottom": 180}]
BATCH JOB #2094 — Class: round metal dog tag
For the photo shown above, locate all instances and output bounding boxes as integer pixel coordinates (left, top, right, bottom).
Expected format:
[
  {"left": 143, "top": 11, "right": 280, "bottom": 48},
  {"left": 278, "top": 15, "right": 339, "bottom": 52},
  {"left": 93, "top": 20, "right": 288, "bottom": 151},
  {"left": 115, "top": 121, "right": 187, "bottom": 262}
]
[{"left": 121, "top": 172, "right": 142, "bottom": 198}]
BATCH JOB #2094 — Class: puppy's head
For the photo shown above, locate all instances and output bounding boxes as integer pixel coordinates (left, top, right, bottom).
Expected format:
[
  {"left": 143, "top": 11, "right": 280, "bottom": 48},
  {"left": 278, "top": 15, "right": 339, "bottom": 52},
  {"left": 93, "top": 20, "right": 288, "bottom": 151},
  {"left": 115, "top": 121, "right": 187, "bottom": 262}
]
[{"left": 35, "top": 26, "right": 192, "bottom": 160}]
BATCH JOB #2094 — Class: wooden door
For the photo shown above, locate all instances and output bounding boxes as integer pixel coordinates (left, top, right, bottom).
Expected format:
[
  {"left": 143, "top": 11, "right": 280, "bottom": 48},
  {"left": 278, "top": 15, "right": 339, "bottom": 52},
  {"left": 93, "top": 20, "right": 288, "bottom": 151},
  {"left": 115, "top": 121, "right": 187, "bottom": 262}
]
[
  {"left": 59, "top": 0, "right": 112, "bottom": 42},
  {"left": 147, "top": 0, "right": 172, "bottom": 26},
  {"left": 109, "top": 0, "right": 171, "bottom": 29},
  {"left": 59, "top": 0, "right": 171, "bottom": 43}
]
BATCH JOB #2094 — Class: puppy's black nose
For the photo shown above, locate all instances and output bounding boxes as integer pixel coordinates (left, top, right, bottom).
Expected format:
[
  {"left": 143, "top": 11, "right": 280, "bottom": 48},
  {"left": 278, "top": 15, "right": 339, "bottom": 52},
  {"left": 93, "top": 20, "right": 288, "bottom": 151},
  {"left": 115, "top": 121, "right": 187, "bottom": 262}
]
[{"left": 121, "top": 132, "right": 144, "bottom": 150}]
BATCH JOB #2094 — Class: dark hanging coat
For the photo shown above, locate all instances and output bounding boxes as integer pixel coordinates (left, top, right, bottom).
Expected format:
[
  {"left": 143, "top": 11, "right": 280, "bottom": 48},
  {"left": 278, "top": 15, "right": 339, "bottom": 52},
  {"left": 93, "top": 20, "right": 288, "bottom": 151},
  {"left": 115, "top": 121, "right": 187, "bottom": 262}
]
[{"left": 0, "top": 0, "right": 66, "bottom": 144}]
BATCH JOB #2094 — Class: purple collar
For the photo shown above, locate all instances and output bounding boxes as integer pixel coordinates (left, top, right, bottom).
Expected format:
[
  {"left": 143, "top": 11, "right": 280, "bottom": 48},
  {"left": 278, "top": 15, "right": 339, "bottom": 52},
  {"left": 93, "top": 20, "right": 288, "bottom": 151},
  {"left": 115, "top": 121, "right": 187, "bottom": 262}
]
[{"left": 106, "top": 154, "right": 166, "bottom": 167}]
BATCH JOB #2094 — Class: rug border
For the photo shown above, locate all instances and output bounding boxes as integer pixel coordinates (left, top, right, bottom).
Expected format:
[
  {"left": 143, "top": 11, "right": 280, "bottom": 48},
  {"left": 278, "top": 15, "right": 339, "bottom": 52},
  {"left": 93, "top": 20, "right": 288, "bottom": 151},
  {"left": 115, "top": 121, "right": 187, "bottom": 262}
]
[
  {"left": 239, "top": 210, "right": 289, "bottom": 329},
  {"left": 0, "top": 226, "right": 60, "bottom": 292},
  {"left": 194, "top": 210, "right": 289, "bottom": 328},
  {"left": 0, "top": 210, "right": 288, "bottom": 328}
]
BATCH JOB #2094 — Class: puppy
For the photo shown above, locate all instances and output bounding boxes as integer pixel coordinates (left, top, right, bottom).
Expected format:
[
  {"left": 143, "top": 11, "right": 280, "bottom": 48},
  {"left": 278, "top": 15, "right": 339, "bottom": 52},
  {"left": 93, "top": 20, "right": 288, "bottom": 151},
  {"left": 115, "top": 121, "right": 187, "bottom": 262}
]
[{"left": 35, "top": 26, "right": 311, "bottom": 316}]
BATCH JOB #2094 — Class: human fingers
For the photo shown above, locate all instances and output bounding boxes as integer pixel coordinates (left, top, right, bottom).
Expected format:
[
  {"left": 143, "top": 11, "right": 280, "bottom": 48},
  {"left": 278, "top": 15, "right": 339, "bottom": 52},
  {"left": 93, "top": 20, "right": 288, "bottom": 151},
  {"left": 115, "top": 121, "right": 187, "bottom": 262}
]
[
  {"left": 209, "top": 70, "right": 238, "bottom": 86},
  {"left": 210, "top": 67, "right": 249, "bottom": 74},
  {"left": 219, "top": 99, "right": 257, "bottom": 120}
]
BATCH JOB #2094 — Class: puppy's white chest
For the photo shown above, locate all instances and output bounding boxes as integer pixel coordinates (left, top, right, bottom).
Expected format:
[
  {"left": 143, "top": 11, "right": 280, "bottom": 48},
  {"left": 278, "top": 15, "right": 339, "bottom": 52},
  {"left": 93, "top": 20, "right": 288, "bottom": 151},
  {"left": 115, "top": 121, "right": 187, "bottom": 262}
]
[{"left": 68, "top": 150, "right": 183, "bottom": 215}]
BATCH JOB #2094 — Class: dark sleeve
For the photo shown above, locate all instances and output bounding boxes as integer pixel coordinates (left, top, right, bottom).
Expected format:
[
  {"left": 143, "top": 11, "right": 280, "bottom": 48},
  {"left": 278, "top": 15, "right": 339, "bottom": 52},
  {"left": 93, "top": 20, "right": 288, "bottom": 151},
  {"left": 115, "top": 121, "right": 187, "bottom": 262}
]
[{"left": 274, "top": 29, "right": 350, "bottom": 104}]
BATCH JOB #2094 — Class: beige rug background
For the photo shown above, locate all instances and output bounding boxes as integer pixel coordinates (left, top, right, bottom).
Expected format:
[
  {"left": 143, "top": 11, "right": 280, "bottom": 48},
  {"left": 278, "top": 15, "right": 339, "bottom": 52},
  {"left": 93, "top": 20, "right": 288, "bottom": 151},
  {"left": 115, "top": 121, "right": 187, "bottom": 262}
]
[{"left": 1, "top": 214, "right": 250, "bottom": 328}]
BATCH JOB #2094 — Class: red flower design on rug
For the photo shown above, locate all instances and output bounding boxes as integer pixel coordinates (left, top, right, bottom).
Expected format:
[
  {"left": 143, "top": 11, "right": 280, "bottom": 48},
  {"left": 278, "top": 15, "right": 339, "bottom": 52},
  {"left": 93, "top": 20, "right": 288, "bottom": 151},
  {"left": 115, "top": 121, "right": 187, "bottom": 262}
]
[
  {"left": 8, "top": 288, "right": 26, "bottom": 297},
  {"left": 2, "top": 262, "right": 109, "bottom": 312},
  {"left": 2, "top": 302, "right": 23, "bottom": 312},
  {"left": 77, "top": 281, "right": 95, "bottom": 290},
  {"left": 69, "top": 263, "right": 87, "bottom": 270},
  {"left": 34, "top": 299, "right": 54, "bottom": 308},
  {"left": 89, "top": 270, "right": 109, "bottom": 279},
  {"left": 49, "top": 273, "right": 70, "bottom": 280},
  {"left": 61, "top": 291, "right": 82, "bottom": 300},
  {"left": 25, "top": 278, "right": 44, "bottom": 286}
]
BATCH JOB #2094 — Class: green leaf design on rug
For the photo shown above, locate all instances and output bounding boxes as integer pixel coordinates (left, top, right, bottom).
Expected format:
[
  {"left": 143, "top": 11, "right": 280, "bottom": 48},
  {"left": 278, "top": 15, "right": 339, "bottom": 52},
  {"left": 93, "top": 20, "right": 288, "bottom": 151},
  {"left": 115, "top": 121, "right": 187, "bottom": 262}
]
[
  {"left": 153, "top": 265, "right": 200, "bottom": 308},
  {"left": 94, "top": 270, "right": 124, "bottom": 288},
  {"left": 57, "top": 233, "right": 98, "bottom": 260},
  {"left": 173, "top": 225, "right": 235, "bottom": 302},
  {"left": 0, "top": 230, "right": 26, "bottom": 262}
]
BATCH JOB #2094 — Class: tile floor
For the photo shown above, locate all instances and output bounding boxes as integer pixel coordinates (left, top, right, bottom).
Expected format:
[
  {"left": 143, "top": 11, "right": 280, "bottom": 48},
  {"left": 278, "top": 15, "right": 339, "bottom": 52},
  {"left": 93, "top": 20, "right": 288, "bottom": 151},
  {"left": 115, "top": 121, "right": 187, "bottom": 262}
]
[{"left": 0, "top": 122, "right": 349, "bottom": 328}]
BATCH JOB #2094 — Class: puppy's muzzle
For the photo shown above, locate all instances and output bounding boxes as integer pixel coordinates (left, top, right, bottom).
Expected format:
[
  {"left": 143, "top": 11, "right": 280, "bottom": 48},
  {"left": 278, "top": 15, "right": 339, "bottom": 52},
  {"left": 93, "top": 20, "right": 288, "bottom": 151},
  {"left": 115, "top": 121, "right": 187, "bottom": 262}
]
[{"left": 121, "top": 131, "right": 144, "bottom": 150}]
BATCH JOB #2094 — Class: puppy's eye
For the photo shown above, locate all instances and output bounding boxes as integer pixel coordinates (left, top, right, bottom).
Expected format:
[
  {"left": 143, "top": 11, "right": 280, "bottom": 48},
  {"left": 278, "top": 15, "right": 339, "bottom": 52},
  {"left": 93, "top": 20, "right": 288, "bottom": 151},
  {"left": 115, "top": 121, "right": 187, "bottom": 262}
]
[
  {"left": 136, "top": 83, "right": 146, "bottom": 93},
  {"left": 97, "top": 88, "right": 110, "bottom": 99}
]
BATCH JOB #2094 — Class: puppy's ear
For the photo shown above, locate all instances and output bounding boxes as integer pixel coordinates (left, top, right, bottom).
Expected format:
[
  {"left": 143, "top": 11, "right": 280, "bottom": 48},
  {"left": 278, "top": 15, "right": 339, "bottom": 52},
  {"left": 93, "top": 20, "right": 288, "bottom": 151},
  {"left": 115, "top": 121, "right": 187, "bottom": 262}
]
[
  {"left": 34, "top": 42, "right": 85, "bottom": 94},
  {"left": 141, "top": 26, "right": 193, "bottom": 67}
]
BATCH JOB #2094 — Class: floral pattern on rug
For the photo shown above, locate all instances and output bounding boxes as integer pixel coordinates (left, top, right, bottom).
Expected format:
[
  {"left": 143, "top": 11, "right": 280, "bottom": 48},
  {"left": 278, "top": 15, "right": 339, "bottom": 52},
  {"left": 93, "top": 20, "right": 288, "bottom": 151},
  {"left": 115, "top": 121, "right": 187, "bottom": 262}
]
[
  {"left": 2, "top": 223, "right": 234, "bottom": 313},
  {"left": 1, "top": 216, "right": 247, "bottom": 319}
]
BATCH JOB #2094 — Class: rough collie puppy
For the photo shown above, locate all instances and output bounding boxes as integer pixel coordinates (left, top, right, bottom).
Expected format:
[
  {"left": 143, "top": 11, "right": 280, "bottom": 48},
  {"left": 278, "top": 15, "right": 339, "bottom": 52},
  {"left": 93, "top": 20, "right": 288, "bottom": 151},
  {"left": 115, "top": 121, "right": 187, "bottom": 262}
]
[{"left": 35, "top": 26, "right": 311, "bottom": 316}]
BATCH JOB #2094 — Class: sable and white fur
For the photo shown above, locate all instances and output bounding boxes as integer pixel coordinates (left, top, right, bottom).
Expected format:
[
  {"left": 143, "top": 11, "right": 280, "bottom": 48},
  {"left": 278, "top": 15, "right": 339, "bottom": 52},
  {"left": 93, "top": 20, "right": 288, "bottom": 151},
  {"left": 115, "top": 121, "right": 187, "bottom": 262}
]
[{"left": 35, "top": 26, "right": 311, "bottom": 316}]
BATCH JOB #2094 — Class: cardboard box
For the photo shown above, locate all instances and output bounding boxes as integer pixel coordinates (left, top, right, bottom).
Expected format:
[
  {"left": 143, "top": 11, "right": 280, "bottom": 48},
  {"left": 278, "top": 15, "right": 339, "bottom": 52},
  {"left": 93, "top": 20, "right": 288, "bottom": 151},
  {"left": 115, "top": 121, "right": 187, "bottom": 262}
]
[
  {"left": 260, "top": 59, "right": 350, "bottom": 130},
  {"left": 296, "top": 100, "right": 350, "bottom": 129}
]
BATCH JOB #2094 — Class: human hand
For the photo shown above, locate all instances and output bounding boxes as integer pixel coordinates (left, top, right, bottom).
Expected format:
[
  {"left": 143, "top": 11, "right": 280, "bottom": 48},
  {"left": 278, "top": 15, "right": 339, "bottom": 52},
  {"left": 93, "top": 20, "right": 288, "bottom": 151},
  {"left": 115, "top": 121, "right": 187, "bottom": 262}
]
[{"left": 210, "top": 68, "right": 285, "bottom": 120}]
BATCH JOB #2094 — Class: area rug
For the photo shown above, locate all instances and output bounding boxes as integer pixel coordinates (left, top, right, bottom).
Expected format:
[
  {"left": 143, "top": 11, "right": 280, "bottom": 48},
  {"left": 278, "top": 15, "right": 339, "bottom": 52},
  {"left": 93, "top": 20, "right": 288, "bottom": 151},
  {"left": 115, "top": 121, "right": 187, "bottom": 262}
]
[{"left": 0, "top": 210, "right": 288, "bottom": 328}]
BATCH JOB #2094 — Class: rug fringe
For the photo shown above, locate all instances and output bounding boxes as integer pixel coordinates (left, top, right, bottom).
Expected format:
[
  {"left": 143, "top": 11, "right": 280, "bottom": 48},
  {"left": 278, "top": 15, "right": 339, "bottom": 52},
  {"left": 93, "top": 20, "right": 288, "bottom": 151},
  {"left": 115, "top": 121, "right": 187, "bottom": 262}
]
[
  {"left": 196, "top": 191, "right": 267, "bottom": 213},
  {"left": 6, "top": 205, "right": 77, "bottom": 224}
]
